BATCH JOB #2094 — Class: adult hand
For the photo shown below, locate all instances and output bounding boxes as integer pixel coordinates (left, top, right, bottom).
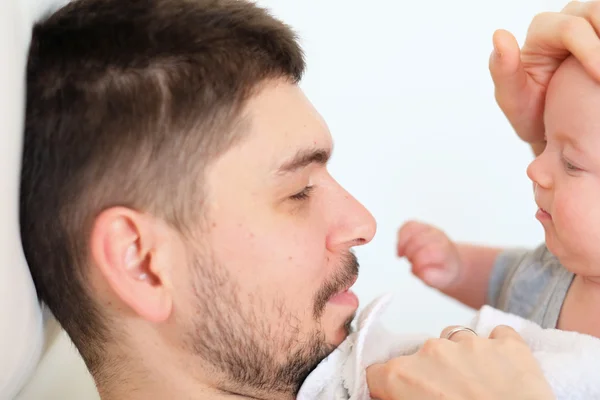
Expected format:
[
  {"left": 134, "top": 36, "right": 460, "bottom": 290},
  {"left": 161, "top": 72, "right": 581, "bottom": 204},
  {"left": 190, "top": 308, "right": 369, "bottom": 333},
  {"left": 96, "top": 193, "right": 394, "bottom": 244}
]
[
  {"left": 491, "top": 1, "right": 600, "bottom": 154},
  {"left": 366, "top": 325, "right": 555, "bottom": 400}
]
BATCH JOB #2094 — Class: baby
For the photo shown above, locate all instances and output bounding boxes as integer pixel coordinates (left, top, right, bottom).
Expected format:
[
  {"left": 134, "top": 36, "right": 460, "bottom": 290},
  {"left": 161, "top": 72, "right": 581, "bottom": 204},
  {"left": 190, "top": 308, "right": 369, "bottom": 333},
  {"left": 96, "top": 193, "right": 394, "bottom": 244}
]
[
  {"left": 398, "top": 54, "right": 600, "bottom": 338},
  {"left": 298, "top": 55, "right": 600, "bottom": 399}
]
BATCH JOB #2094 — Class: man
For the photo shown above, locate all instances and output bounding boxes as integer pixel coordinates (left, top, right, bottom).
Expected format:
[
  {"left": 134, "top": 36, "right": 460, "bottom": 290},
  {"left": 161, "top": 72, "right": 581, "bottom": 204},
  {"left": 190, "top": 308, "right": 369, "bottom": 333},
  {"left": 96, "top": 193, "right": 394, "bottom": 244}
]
[
  {"left": 21, "top": 0, "right": 375, "bottom": 398},
  {"left": 19, "top": 0, "right": 600, "bottom": 399}
]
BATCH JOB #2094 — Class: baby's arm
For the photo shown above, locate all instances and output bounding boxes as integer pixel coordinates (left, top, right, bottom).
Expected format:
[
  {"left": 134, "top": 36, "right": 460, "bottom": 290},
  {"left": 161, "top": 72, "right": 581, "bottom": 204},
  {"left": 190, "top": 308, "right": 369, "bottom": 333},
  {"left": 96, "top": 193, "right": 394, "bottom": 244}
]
[{"left": 442, "top": 244, "right": 503, "bottom": 310}]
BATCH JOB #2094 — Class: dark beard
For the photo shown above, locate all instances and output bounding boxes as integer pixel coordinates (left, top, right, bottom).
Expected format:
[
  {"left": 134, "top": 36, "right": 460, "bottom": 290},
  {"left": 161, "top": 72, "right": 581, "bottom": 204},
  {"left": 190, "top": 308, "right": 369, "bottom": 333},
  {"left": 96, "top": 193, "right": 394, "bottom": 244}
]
[{"left": 186, "top": 251, "right": 359, "bottom": 398}]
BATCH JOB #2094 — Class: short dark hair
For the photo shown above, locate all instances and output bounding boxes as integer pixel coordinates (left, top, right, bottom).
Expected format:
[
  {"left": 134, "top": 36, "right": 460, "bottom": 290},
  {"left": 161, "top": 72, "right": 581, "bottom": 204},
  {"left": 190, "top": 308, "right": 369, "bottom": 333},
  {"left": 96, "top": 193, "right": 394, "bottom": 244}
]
[{"left": 20, "top": 0, "right": 304, "bottom": 374}]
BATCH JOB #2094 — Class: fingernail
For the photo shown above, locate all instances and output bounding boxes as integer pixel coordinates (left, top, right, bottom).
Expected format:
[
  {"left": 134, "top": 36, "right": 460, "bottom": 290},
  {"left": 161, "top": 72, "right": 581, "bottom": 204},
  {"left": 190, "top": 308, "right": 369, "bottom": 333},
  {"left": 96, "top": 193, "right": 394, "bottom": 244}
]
[{"left": 492, "top": 42, "right": 502, "bottom": 59}]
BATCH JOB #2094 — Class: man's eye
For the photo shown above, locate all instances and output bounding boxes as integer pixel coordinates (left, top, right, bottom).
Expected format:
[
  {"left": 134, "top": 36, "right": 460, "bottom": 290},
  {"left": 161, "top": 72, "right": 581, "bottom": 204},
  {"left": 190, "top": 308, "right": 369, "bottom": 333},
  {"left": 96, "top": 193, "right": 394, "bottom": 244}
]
[{"left": 290, "top": 186, "right": 314, "bottom": 201}]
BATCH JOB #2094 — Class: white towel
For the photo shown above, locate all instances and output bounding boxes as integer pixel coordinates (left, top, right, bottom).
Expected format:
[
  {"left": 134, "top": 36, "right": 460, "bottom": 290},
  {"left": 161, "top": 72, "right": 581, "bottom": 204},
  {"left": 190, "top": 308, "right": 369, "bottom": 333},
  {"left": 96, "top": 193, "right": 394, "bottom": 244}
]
[{"left": 297, "top": 293, "right": 600, "bottom": 400}]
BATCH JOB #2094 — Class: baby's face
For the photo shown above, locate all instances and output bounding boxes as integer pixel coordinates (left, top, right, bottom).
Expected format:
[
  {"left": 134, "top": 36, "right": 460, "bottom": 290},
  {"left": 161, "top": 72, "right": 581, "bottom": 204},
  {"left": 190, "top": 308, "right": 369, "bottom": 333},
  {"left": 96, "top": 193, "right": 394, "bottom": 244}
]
[{"left": 527, "top": 56, "right": 600, "bottom": 275}]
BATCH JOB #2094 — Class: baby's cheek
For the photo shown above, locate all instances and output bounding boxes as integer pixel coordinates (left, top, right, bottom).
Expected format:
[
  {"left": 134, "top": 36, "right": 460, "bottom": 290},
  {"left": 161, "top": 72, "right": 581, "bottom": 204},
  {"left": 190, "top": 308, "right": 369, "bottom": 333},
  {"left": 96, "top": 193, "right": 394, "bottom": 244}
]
[
  {"left": 554, "top": 195, "right": 581, "bottom": 226},
  {"left": 555, "top": 196, "right": 599, "bottom": 260}
]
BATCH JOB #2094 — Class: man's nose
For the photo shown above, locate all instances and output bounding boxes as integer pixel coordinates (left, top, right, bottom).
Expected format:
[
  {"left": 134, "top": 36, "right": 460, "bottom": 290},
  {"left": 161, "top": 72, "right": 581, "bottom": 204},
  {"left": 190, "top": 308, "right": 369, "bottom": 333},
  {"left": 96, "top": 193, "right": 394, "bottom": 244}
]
[{"left": 326, "top": 186, "right": 376, "bottom": 251}]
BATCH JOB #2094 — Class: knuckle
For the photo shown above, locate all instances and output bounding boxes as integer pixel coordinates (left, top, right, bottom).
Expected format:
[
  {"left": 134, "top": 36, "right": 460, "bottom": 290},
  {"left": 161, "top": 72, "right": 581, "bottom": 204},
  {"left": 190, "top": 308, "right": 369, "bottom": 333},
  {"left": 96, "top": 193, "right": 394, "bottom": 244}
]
[
  {"left": 559, "top": 15, "right": 586, "bottom": 37},
  {"left": 440, "top": 325, "right": 458, "bottom": 339},
  {"left": 399, "top": 220, "right": 418, "bottom": 237},
  {"left": 421, "top": 338, "right": 445, "bottom": 356},
  {"left": 404, "top": 220, "right": 420, "bottom": 230},
  {"left": 427, "top": 224, "right": 442, "bottom": 234},
  {"left": 464, "top": 336, "right": 483, "bottom": 352},
  {"left": 441, "top": 237, "right": 454, "bottom": 251},
  {"left": 589, "top": 1, "right": 600, "bottom": 17},
  {"left": 437, "top": 230, "right": 451, "bottom": 244},
  {"left": 531, "top": 12, "right": 552, "bottom": 27},
  {"left": 383, "top": 359, "right": 408, "bottom": 383},
  {"left": 491, "top": 324, "right": 516, "bottom": 338},
  {"left": 562, "top": 1, "right": 582, "bottom": 13},
  {"left": 492, "top": 326, "right": 528, "bottom": 350},
  {"left": 424, "top": 224, "right": 437, "bottom": 234},
  {"left": 432, "top": 232, "right": 446, "bottom": 244}
]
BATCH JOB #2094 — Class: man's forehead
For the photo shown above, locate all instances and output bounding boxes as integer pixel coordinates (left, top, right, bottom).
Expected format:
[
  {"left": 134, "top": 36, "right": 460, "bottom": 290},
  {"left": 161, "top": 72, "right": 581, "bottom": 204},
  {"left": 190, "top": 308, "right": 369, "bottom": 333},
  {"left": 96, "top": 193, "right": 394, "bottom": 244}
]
[
  {"left": 240, "top": 80, "right": 333, "bottom": 168},
  {"left": 206, "top": 80, "right": 333, "bottom": 183}
]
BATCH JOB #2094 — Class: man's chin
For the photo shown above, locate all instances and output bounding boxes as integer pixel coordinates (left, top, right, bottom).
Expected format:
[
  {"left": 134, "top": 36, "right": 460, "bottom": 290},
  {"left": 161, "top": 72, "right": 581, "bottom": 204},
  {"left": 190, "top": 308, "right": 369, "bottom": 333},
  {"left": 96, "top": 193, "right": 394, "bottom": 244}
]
[{"left": 326, "top": 312, "right": 356, "bottom": 347}]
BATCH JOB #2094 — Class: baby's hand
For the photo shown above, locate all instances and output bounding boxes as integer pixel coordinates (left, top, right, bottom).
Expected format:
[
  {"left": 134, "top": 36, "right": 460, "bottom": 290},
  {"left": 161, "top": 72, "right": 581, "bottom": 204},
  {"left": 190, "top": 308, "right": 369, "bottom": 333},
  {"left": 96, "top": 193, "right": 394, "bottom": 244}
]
[{"left": 397, "top": 221, "right": 463, "bottom": 290}]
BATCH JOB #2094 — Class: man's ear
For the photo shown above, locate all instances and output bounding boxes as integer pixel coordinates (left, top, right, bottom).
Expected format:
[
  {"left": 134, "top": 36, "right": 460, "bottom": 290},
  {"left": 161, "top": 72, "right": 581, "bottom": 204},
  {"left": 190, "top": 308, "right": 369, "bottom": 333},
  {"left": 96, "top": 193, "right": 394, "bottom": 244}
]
[{"left": 90, "top": 207, "right": 173, "bottom": 323}]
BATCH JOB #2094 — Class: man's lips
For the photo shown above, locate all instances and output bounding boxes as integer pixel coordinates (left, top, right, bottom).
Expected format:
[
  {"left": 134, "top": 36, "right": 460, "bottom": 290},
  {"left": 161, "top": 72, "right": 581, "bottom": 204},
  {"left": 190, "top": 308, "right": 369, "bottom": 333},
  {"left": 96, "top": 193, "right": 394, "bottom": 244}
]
[{"left": 328, "top": 276, "right": 359, "bottom": 307}]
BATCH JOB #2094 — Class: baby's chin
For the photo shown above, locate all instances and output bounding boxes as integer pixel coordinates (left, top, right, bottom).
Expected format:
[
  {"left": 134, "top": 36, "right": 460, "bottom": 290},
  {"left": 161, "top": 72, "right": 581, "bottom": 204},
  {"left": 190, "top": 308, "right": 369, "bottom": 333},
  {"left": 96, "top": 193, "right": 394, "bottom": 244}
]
[
  {"left": 543, "top": 228, "right": 560, "bottom": 254},
  {"left": 544, "top": 234, "right": 581, "bottom": 273}
]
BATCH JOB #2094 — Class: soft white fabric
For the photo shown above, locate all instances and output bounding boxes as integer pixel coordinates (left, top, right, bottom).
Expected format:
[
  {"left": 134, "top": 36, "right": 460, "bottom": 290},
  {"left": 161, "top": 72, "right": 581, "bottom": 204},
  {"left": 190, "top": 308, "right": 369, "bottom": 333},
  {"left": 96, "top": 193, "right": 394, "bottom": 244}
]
[
  {"left": 298, "top": 293, "right": 600, "bottom": 400},
  {"left": 0, "top": 1, "right": 71, "bottom": 398},
  {"left": 0, "top": 2, "right": 44, "bottom": 398}
]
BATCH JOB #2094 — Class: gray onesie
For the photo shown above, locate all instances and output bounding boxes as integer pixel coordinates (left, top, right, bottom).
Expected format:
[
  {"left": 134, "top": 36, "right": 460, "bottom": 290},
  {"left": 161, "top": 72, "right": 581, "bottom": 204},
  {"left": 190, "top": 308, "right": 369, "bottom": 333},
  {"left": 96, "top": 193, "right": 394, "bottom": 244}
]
[{"left": 487, "top": 243, "right": 575, "bottom": 328}]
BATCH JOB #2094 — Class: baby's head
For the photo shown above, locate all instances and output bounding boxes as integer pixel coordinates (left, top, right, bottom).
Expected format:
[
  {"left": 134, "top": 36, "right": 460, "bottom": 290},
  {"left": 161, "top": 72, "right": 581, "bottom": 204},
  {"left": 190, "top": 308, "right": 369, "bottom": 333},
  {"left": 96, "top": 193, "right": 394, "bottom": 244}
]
[{"left": 528, "top": 55, "right": 600, "bottom": 275}]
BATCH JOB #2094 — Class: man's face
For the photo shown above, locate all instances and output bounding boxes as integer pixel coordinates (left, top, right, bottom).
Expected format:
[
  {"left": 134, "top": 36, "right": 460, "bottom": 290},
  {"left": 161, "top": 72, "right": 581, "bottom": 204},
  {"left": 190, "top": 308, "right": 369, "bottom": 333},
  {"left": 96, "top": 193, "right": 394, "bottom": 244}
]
[
  {"left": 528, "top": 56, "right": 600, "bottom": 275},
  {"left": 175, "top": 79, "right": 376, "bottom": 397}
]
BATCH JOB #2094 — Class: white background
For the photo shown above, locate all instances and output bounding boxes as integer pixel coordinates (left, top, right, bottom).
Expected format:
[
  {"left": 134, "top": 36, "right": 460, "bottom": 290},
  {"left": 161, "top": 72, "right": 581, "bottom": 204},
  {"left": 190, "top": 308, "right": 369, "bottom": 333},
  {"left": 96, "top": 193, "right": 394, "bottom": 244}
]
[
  {"left": 256, "top": 0, "right": 566, "bottom": 335},
  {"left": 3, "top": 0, "right": 570, "bottom": 398}
]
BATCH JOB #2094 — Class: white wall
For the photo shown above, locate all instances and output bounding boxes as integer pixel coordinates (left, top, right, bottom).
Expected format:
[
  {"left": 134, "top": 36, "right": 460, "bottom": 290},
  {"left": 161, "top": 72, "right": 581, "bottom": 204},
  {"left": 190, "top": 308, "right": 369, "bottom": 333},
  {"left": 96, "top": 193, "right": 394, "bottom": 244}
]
[{"left": 14, "top": 0, "right": 570, "bottom": 398}]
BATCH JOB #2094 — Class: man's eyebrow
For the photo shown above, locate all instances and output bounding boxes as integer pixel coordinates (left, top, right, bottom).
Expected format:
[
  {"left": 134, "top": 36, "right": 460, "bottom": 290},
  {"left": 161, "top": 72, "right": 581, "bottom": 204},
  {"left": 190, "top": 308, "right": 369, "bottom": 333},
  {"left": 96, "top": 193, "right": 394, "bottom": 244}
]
[{"left": 276, "top": 147, "right": 332, "bottom": 174}]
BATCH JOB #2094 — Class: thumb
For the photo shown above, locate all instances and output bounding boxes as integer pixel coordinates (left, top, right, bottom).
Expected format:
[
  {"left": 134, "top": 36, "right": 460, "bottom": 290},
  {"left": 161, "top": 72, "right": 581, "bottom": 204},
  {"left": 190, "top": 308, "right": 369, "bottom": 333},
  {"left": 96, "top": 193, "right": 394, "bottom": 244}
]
[
  {"left": 489, "top": 29, "right": 545, "bottom": 143},
  {"left": 489, "top": 29, "right": 524, "bottom": 91}
]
